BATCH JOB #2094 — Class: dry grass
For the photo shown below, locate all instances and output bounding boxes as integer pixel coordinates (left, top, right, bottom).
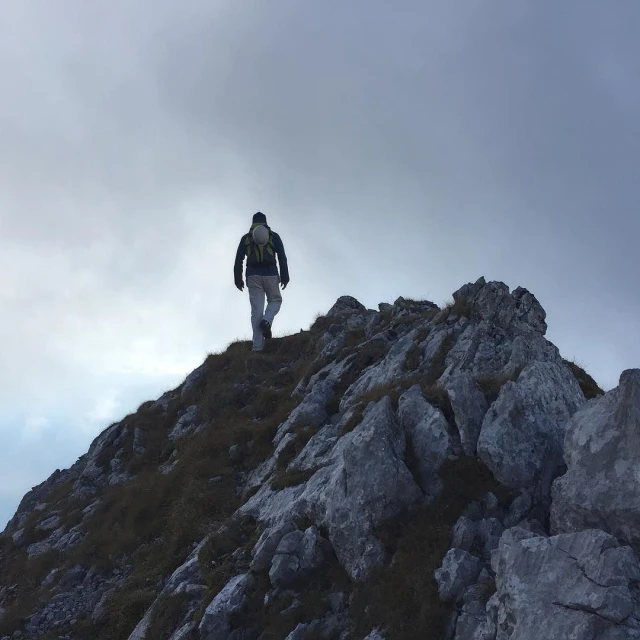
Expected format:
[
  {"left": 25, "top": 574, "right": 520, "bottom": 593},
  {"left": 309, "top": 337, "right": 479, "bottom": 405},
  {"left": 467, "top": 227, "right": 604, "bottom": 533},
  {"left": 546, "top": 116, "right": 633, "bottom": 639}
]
[
  {"left": 476, "top": 367, "right": 524, "bottom": 406},
  {"left": 563, "top": 359, "right": 604, "bottom": 400},
  {"left": 426, "top": 332, "right": 456, "bottom": 384},
  {"left": 83, "top": 588, "right": 157, "bottom": 640},
  {"left": 324, "top": 339, "right": 391, "bottom": 419},
  {"left": 403, "top": 343, "right": 422, "bottom": 372},
  {"left": 195, "top": 515, "right": 260, "bottom": 624},
  {"left": 270, "top": 426, "right": 322, "bottom": 490},
  {"left": 0, "top": 305, "right": 528, "bottom": 640},
  {"left": 146, "top": 593, "right": 192, "bottom": 640},
  {"left": 341, "top": 383, "right": 404, "bottom": 436},
  {"left": 351, "top": 457, "right": 512, "bottom": 640},
  {"left": 420, "top": 384, "right": 456, "bottom": 430},
  {"left": 237, "top": 544, "right": 351, "bottom": 640},
  {"left": 342, "top": 405, "right": 366, "bottom": 435},
  {"left": 1, "top": 328, "right": 323, "bottom": 640},
  {"left": 270, "top": 469, "right": 317, "bottom": 491},
  {"left": 0, "top": 545, "right": 61, "bottom": 637},
  {"left": 433, "top": 298, "right": 472, "bottom": 326}
]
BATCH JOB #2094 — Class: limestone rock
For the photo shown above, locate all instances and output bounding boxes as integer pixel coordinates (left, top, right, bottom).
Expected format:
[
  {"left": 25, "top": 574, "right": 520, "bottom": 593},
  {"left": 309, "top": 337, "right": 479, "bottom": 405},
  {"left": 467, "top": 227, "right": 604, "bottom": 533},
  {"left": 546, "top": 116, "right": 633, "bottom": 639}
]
[
  {"left": 276, "top": 356, "right": 354, "bottom": 446},
  {"left": 198, "top": 573, "right": 254, "bottom": 640},
  {"left": 169, "top": 405, "right": 200, "bottom": 440},
  {"left": 461, "top": 527, "right": 640, "bottom": 640},
  {"left": 180, "top": 362, "right": 207, "bottom": 402},
  {"left": 397, "top": 385, "right": 454, "bottom": 497},
  {"left": 126, "top": 608, "right": 154, "bottom": 640},
  {"left": 551, "top": 369, "right": 640, "bottom": 546},
  {"left": 168, "top": 622, "right": 197, "bottom": 640},
  {"left": 326, "top": 296, "right": 366, "bottom": 317},
  {"left": 339, "top": 329, "right": 420, "bottom": 411},
  {"left": 477, "top": 361, "right": 585, "bottom": 489},
  {"left": 243, "top": 397, "right": 422, "bottom": 580},
  {"left": 268, "top": 526, "right": 327, "bottom": 589},
  {"left": 11, "top": 529, "right": 25, "bottom": 547},
  {"left": 444, "top": 372, "right": 488, "bottom": 456},
  {"left": 435, "top": 549, "right": 482, "bottom": 602},
  {"left": 36, "top": 514, "right": 61, "bottom": 532},
  {"left": 250, "top": 522, "right": 297, "bottom": 573},
  {"left": 269, "top": 552, "right": 300, "bottom": 590},
  {"left": 451, "top": 516, "right": 477, "bottom": 552}
]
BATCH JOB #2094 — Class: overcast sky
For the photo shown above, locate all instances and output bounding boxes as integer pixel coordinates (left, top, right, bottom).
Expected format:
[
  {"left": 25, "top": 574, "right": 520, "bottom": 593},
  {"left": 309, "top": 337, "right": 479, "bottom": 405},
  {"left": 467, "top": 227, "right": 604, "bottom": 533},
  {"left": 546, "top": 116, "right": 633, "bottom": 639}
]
[{"left": 1, "top": 0, "right": 639, "bottom": 529}]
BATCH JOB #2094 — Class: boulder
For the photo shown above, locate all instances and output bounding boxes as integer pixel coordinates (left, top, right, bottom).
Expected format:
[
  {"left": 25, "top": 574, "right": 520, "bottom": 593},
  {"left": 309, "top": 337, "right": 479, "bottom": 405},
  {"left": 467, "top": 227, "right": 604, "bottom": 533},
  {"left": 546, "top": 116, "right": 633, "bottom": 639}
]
[
  {"left": 478, "top": 528, "right": 640, "bottom": 640},
  {"left": 551, "top": 369, "right": 640, "bottom": 546},
  {"left": 326, "top": 296, "right": 366, "bottom": 317},
  {"left": 243, "top": 397, "right": 422, "bottom": 580},
  {"left": 397, "top": 385, "right": 454, "bottom": 497},
  {"left": 477, "top": 361, "right": 585, "bottom": 489},
  {"left": 451, "top": 516, "right": 477, "bottom": 552},
  {"left": 435, "top": 549, "right": 483, "bottom": 602},
  {"left": 180, "top": 362, "right": 207, "bottom": 402},
  {"left": 250, "top": 522, "right": 297, "bottom": 573},
  {"left": 199, "top": 574, "right": 254, "bottom": 640},
  {"left": 169, "top": 405, "right": 199, "bottom": 440},
  {"left": 339, "top": 330, "right": 419, "bottom": 411},
  {"left": 444, "top": 372, "right": 488, "bottom": 456}
]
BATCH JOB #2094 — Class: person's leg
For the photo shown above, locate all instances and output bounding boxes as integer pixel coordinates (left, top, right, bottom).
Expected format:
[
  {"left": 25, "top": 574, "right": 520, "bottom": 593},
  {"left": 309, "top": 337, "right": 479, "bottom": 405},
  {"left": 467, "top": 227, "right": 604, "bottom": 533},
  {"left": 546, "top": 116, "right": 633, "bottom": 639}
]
[
  {"left": 262, "top": 276, "right": 283, "bottom": 327},
  {"left": 247, "top": 276, "right": 266, "bottom": 351}
]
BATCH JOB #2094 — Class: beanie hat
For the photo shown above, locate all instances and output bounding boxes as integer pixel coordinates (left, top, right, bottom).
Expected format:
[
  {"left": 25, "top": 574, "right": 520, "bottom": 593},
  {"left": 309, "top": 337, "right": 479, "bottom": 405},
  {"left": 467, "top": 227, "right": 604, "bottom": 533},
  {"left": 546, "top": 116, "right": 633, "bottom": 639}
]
[{"left": 253, "top": 212, "right": 267, "bottom": 224}]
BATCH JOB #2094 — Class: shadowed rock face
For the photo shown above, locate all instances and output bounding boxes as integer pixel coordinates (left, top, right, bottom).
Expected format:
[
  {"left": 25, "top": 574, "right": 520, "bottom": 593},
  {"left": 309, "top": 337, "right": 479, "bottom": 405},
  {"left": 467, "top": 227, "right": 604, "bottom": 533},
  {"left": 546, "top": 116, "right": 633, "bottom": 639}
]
[
  {"left": 551, "top": 369, "right": 640, "bottom": 545},
  {"left": 455, "top": 528, "right": 640, "bottom": 640},
  {"left": 2, "top": 278, "right": 633, "bottom": 640}
]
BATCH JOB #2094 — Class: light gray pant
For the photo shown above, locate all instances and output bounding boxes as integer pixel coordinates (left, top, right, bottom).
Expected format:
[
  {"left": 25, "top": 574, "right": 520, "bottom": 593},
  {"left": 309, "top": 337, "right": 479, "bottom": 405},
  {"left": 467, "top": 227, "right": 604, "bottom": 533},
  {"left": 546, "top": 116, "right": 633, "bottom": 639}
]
[{"left": 247, "top": 275, "right": 282, "bottom": 351}]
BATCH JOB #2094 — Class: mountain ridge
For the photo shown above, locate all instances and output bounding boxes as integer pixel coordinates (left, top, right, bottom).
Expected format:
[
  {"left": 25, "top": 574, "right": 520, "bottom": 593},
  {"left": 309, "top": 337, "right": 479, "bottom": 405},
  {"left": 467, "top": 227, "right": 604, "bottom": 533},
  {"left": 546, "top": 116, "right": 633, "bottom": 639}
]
[{"left": 4, "top": 277, "right": 638, "bottom": 640}]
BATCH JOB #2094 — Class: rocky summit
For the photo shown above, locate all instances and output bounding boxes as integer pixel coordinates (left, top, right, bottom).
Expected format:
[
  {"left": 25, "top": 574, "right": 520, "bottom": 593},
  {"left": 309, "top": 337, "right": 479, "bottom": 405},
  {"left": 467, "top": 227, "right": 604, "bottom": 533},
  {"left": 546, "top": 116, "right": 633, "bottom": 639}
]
[{"left": 1, "top": 277, "right": 637, "bottom": 640}]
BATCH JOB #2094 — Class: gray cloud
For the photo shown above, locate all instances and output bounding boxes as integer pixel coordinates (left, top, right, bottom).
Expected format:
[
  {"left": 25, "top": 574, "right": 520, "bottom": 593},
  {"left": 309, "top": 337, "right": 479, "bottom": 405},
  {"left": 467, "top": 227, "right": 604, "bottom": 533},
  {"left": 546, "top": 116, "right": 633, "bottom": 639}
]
[{"left": 1, "top": 0, "right": 639, "bottom": 527}]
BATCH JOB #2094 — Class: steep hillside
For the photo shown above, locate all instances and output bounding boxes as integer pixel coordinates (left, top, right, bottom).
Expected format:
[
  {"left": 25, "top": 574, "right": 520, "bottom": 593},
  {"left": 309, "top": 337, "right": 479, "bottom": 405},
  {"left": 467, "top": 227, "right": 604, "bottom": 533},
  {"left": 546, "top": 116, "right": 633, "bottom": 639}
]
[{"left": 4, "top": 277, "right": 637, "bottom": 640}]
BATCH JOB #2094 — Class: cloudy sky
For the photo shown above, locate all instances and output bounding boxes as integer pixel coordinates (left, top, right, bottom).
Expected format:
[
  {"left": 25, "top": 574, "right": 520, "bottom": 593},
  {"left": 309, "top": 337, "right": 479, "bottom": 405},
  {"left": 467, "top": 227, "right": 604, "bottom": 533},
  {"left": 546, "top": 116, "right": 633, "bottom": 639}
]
[{"left": 1, "top": 0, "right": 639, "bottom": 529}]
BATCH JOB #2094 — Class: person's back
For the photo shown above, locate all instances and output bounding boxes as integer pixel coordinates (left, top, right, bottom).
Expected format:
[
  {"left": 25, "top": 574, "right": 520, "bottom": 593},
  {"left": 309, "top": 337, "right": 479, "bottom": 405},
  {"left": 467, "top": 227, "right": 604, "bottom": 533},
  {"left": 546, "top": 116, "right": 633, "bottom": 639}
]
[{"left": 234, "top": 212, "right": 289, "bottom": 352}]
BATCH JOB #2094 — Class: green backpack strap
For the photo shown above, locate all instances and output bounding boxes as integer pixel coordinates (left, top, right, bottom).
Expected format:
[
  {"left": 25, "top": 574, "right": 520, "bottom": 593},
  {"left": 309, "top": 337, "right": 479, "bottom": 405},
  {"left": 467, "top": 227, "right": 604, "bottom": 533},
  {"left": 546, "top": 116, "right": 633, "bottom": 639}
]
[{"left": 245, "top": 230, "right": 275, "bottom": 263}]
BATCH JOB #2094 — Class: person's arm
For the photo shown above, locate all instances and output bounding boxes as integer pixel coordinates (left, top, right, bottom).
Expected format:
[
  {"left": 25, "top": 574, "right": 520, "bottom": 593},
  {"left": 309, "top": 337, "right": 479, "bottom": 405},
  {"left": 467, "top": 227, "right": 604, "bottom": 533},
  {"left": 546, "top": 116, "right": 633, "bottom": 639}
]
[
  {"left": 274, "top": 233, "right": 289, "bottom": 287},
  {"left": 234, "top": 237, "right": 246, "bottom": 290}
]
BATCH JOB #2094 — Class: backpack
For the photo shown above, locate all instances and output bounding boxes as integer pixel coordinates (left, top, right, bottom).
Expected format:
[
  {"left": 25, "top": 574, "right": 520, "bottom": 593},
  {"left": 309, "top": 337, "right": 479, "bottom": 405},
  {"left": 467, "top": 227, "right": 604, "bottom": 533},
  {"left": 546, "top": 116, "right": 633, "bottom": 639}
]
[{"left": 245, "top": 225, "right": 276, "bottom": 266}]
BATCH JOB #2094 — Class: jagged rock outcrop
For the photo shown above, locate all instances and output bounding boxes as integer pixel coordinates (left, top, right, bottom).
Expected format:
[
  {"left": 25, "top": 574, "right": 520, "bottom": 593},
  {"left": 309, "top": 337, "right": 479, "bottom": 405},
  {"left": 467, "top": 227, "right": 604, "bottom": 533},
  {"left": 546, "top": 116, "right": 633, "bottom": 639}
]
[
  {"left": 444, "top": 372, "right": 488, "bottom": 456},
  {"left": 551, "top": 369, "right": 640, "bottom": 544},
  {"left": 455, "top": 527, "right": 640, "bottom": 640},
  {"left": 435, "top": 549, "right": 483, "bottom": 601},
  {"left": 242, "top": 396, "right": 423, "bottom": 580},
  {"left": 198, "top": 573, "right": 254, "bottom": 640},
  {"left": 0, "top": 278, "right": 626, "bottom": 640},
  {"left": 397, "top": 385, "right": 455, "bottom": 497},
  {"left": 477, "top": 360, "right": 585, "bottom": 490}
]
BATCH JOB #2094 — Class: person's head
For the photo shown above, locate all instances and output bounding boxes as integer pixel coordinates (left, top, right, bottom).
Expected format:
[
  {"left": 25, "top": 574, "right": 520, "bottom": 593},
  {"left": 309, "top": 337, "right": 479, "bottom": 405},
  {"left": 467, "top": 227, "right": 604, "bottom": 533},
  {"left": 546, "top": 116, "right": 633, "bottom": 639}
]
[{"left": 253, "top": 211, "right": 267, "bottom": 224}]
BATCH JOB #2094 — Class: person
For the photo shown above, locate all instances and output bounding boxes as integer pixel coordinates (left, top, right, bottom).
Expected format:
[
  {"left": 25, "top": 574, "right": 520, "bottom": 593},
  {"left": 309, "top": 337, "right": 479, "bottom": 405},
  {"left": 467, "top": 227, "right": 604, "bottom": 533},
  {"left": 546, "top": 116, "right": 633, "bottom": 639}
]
[{"left": 234, "top": 212, "right": 290, "bottom": 352}]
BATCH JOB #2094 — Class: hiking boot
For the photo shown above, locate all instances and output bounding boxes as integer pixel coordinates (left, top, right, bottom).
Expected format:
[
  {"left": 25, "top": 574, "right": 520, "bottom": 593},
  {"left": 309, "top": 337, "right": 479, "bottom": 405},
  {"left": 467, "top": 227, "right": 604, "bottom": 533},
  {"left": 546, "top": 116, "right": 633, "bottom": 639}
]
[{"left": 259, "top": 319, "right": 272, "bottom": 339}]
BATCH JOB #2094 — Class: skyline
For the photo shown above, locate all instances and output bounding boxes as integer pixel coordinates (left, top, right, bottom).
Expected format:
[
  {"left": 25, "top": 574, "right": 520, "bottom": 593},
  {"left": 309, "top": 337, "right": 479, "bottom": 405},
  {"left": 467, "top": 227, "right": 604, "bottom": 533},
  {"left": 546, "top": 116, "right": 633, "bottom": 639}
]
[{"left": 2, "top": 0, "right": 639, "bottom": 528}]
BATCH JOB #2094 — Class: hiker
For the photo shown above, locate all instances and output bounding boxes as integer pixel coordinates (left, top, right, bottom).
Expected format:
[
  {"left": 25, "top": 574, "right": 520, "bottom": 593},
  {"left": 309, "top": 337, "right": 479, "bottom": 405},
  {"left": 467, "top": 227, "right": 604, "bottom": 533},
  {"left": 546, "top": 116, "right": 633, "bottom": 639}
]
[{"left": 234, "top": 212, "right": 290, "bottom": 352}]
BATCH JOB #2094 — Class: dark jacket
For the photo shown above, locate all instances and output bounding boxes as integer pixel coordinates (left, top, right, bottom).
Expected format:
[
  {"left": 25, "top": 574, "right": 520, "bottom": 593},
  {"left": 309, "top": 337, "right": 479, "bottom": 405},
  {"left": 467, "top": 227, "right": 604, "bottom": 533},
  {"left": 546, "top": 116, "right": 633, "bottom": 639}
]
[{"left": 234, "top": 226, "right": 289, "bottom": 285}]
